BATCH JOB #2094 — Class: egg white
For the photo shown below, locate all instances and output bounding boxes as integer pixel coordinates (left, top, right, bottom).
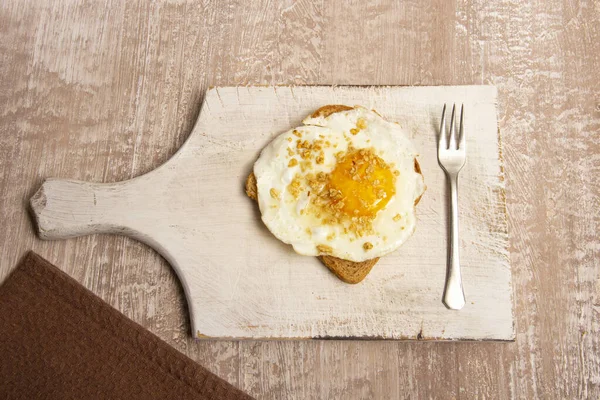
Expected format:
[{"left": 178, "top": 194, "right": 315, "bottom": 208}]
[{"left": 254, "top": 107, "right": 425, "bottom": 262}]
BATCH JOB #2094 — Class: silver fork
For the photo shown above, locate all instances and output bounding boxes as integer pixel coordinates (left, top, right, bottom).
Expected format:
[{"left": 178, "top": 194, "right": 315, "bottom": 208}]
[{"left": 438, "top": 104, "right": 466, "bottom": 310}]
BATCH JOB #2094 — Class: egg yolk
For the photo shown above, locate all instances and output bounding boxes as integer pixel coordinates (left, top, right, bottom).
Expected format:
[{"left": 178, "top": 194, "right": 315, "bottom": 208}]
[{"left": 328, "top": 150, "right": 395, "bottom": 217}]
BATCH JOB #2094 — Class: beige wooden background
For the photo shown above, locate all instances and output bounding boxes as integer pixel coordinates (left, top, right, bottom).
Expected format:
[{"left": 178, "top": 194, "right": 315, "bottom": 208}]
[{"left": 1, "top": 0, "right": 598, "bottom": 398}]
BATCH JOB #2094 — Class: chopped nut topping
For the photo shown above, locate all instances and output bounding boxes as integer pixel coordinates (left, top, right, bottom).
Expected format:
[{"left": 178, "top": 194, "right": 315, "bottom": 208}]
[
  {"left": 292, "top": 129, "right": 302, "bottom": 137},
  {"left": 288, "top": 158, "right": 298, "bottom": 167},
  {"left": 356, "top": 118, "right": 367, "bottom": 130},
  {"left": 316, "top": 244, "right": 333, "bottom": 254},
  {"left": 393, "top": 214, "right": 402, "bottom": 221},
  {"left": 363, "top": 242, "right": 373, "bottom": 250},
  {"left": 296, "top": 140, "right": 310, "bottom": 149},
  {"left": 323, "top": 217, "right": 337, "bottom": 225},
  {"left": 300, "top": 161, "right": 311, "bottom": 172},
  {"left": 270, "top": 188, "right": 280, "bottom": 199},
  {"left": 350, "top": 128, "right": 359, "bottom": 135},
  {"left": 288, "top": 176, "right": 302, "bottom": 198}
]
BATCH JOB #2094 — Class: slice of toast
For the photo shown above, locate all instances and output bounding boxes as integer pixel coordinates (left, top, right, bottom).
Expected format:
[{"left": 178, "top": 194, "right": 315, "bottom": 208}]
[
  {"left": 245, "top": 172, "right": 379, "bottom": 284},
  {"left": 246, "top": 104, "right": 383, "bottom": 284}
]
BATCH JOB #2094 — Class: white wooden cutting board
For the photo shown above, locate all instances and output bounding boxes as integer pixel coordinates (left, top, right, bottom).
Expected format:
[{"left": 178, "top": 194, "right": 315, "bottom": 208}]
[{"left": 31, "top": 86, "right": 513, "bottom": 340}]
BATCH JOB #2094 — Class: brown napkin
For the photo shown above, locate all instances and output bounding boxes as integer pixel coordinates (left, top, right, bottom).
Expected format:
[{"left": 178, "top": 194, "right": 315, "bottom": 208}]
[{"left": 0, "top": 252, "right": 253, "bottom": 400}]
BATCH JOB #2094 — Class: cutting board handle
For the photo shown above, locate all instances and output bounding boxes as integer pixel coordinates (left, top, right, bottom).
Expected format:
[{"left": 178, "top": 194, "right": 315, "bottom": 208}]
[{"left": 30, "top": 178, "right": 136, "bottom": 240}]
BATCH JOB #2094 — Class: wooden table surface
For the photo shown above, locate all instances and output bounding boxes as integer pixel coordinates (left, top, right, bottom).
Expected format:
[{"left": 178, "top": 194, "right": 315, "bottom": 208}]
[{"left": 1, "top": 1, "right": 598, "bottom": 398}]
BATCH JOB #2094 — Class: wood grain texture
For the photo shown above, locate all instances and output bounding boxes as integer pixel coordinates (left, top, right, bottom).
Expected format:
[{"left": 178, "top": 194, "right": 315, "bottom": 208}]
[
  {"left": 0, "top": 0, "right": 598, "bottom": 398},
  {"left": 30, "top": 85, "right": 512, "bottom": 340}
]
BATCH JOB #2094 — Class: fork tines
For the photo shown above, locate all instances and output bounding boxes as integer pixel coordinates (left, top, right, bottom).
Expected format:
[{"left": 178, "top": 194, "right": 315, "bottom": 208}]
[{"left": 439, "top": 103, "right": 465, "bottom": 151}]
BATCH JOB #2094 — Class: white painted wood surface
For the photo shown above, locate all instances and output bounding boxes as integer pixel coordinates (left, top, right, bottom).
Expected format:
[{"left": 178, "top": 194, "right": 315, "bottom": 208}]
[{"left": 31, "top": 85, "right": 512, "bottom": 340}]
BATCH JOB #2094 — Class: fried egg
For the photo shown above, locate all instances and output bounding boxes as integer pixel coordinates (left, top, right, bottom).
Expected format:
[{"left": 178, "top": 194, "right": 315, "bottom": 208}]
[{"left": 253, "top": 106, "right": 425, "bottom": 262}]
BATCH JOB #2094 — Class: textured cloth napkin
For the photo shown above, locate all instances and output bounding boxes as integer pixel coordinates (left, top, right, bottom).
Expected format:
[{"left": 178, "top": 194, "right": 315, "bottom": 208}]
[{"left": 0, "top": 252, "right": 253, "bottom": 400}]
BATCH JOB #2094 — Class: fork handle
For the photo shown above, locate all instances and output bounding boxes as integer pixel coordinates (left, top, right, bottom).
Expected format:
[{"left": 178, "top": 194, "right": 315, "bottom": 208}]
[{"left": 443, "top": 175, "right": 466, "bottom": 310}]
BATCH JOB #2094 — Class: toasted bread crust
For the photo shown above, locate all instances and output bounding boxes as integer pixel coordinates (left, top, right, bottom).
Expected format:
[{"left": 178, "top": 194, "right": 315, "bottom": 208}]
[
  {"left": 414, "top": 192, "right": 424, "bottom": 206},
  {"left": 413, "top": 158, "right": 424, "bottom": 206},
  {"left": 318, "top": 255, "right": 379, "bottom": 284},
  {"left": 310, "top": 105, "right": 354, "bottom": 118},
  {"left": 245, "top": 172, "right": 258, "bottom": 200},
  {"left": 414, "top": 158, "right": 422, "bottom": 174}
]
